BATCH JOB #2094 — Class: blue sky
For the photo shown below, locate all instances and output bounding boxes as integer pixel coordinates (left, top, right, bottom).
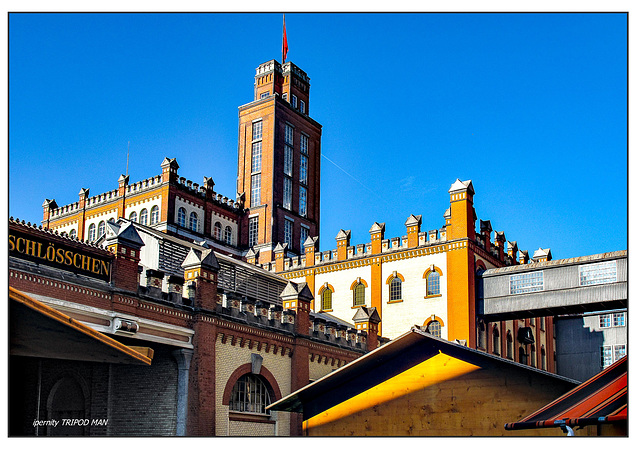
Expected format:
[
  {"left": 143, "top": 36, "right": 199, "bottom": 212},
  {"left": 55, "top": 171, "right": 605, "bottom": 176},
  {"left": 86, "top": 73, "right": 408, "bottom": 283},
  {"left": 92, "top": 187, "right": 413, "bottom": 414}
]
[{"left": 8, "top": 12, "right": 627, "bottom": 259}]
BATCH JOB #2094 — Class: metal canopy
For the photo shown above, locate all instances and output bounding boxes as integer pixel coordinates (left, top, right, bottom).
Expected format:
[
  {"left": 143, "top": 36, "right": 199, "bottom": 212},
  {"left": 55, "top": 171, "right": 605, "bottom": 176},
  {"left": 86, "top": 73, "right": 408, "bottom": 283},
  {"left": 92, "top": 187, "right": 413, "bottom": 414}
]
[{"left": 10, "top": 287, "right": 153, "bottom": 366}]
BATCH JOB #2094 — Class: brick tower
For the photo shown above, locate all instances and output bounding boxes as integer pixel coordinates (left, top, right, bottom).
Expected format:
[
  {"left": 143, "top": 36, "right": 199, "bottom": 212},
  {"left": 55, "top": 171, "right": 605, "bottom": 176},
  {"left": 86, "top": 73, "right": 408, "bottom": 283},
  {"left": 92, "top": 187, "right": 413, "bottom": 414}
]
[{"left": 237, "top": 60, "right": 322, "bottom": 264}]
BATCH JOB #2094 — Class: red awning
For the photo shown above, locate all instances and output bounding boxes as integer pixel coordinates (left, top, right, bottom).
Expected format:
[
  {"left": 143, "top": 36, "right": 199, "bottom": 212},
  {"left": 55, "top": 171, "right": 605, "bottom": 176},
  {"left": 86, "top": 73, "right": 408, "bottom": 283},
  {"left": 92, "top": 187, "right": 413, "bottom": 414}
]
[{"left": 505, "top": 355, "right": 627, "bottom": 431}]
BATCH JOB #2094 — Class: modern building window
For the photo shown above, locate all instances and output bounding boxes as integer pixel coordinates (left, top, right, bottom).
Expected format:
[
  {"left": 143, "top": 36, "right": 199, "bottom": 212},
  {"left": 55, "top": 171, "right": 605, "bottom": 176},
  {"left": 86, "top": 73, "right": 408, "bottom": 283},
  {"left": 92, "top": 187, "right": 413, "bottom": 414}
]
[
  {"left": 284, "top": 144, "right": 293, "bottom": 177},
  {"left": 599, "top": 314, "right": 612, "bottom": 328},
  {"left": 252, "top": 120, "right": 263, "bottom": 141},
  {"left": 213, "top": 221, "right": 222, "bottom": 240},
  {"left": 150, "top": 205, "right": 159, "bottom": 225},
  {"left": 251, "top": 142, "right": 262, "bottom": 173},
  {"left": 88, "top": 223, "right": 96, "bottom": 242},
  {"left": 353, "top": 282, "right": 365, "bottom": 306},
  {"left": 284, "top": 218, "right": 293, "bottom": 246},
  {"left": 97, "top": 221, "right": 106, "bottom": 238},
  {"left": 229, "top": 374, "right": 271, "bottom": 415},
  {"left": 579, "top": 261, "right": 617, "bottom": 286},
  {"left": 321, "top": 286, "right": 332, "bottom": 311},
  {"left": 390, "top": 277, "right": 402, "bottom": 301},
  {"left": 300, "top": 100, "right": 306, "bottom": 114},
  {"left": 426, "top": 320, "right": 442, "bottom": 338},
  {"left": 129, "top": 211, "right": 137, "bottom": 223},
  {"left": 300, "top": 154, "right": 308, "bottom": 185},
  {"left": 299, "top": 186, "right": 307, "bottom": 217},
  {"left": 283, "top": 177, "right": 292, "bottom": 210},
  {"left": 285, "top": 123, "right": 294, "bottom": 145},
  {"left": 140, "top": 208, "right": 148, "bottom": 225},
  {"left": 613, "top": 312, "right": 626, "bottom": 327},
  {"left": 189, "top": 212, "right": 198, "bottom": 232},
  {"left": 509, "top": 271, "right": 543, "bottom": 295},
  {"left": 177, "top": 207, "right": 186, "bottom": 227},
  {"left": 291, "top": 94, "right": 298, "bottom": 109},
  {"left": 224, "top": 226, "right": 233, "bottom": 245},
  {"left": 426, "top": 271, "right": 440, "bottom": 296},
  {"left": 69, "top": 229, "right": 77, "bottom": 239},
  {"left": 300, "top": 225, "right": 309, "bottom": 253},
  {"left": 601, "top": 345, "right": 613, "bottom": 369},
  {"left": 248, "top": 217, "right": 259, "bottom": 248},
  {"left": 251, "top": 173, "right": 261, "bottom": 207},
  {"left": 614, "top": 344, "right": 627, "bottom": 362}
]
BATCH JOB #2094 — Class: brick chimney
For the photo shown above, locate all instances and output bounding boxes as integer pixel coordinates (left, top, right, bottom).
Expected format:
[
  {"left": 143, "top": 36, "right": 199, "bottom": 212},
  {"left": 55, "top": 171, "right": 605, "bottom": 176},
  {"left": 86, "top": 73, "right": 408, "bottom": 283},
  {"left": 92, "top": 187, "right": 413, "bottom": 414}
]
[
  {"left": 352, "top": 306, "right": 381, "bottom": 352},
  {"left": 161, "top": 157, "right": 179, "bottom": 183},
  {"left": 303, "top": 236, "right": 318, "bottom": 266},
  {"left": 519, "top": 250, "right": 529, "bottom": 265},
  {"left": 494, "top": 231, "right": 506, "bottom": 262},
  {"left": 102, "top": 221, "right": 144, "bottom": 292},
  {"left": 274, "top": 242, "right": 287, "bottom": 272},
  {"left": 479, "top": 219, "right": 492, "bottom": 252},
  {"left": 405, "top": 215, "right": 422, "bottom": 248},
  {"left": 447, "top": 179, "right": 476, "bottom": 241},
  {"left": 181, "top": 247, "right": 220, "bottom": 311},
  {"left": 335, "top": 229, "right": 351, "bottom": 261},
  {"left": 42, "top": 199, "right": 58, "bottom": 229},
  {"left": 531, "top": 248, "right": 552, "bottom": 263},
  {"left": 369, "top": 222, "right": 385, "bottom": 255},
  {"left": 246, "top": 248, "right": 257, "bottom": 265},
  {"left": 507, "top": 240, "right": 518, "bottom": 262}
]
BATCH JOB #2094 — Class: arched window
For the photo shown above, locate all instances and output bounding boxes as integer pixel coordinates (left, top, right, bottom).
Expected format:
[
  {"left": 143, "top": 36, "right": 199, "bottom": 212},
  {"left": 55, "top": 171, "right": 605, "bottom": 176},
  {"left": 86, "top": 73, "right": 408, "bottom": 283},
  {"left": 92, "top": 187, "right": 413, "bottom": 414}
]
[
  {"left": 88, "top": 223, "right": 96, "bottom": 242},
  {"left": 150, "top": 205, "right": 159, "bottom": 225},
  {"left": 427, "top": 271, "right": 440, "bottom": 296},
  {"left": 140, "top": 208, "right": 148, "bottom": 225},
  {"left": 390, "top": 277, "right": 402, "bottom": 301},
  {"left": 47, "top": 376, "right": 87, "bottom": 435},
  {"left": 129, "top": 211, "right": 137, "bottom": 223},
  {"left": 189, "top": 212, "right": 198, "bottom": 231},
  {"left": 506, "top": 331, "right": 513, "bottom": 359},
  {"left": 229, "top": 374, "right": 271, "bottom": 414},
  {"left": 493, "top": 327, "right": 500, "bottom": 355},
  {"left": 213, "top": 222, "right": 222, "bottom": 240},
  {"left": 321, "top": 287, "right": 333, "bottom": 311},
  {"left": 177, "top": 207, "right": 186, "bottom": 227},
  {"left": 69, "top": 229, "right": 77, "bottom": 239},
  {"left": 97, "top": 221, "right": 106, "bottom": 238},
  {"left": 353, "top": 282, "right": 365, "bottom": 307},
  {"left": 224, "top": 225, "right": 233, "bottom": 245},
  {"left": 426, "top": 320, "right": 442, "bottom": 337}
]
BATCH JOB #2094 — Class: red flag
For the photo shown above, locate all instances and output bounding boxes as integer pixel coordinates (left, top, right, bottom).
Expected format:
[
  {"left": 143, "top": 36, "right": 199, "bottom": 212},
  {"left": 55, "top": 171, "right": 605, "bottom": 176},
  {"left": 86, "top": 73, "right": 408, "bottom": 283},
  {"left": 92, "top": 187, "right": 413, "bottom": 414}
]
[{"left": 282, "top": 14, "right": 289, "bottom": 62}]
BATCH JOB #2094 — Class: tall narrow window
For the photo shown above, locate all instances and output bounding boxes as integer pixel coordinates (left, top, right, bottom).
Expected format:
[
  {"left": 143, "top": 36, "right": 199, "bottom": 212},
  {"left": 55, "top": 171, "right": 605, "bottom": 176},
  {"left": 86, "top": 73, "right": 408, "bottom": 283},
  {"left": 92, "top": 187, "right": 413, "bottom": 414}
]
[
  {"left": 177, "top": 207, "right": 186, "bottom": 227},
  {"left": 129, "top": 211, "right": 137, "bottom": 223},
  {"left": 284, "top": 219, "right": 293, "bottom": 246},
  {"left": 248, "top": 217, "right": 259, "bottom": 248},
  {"left": 541, "top": 347, "right": 546, "bottom": 370},
  {"left": 189, "top": 212, "right": 198, "bottom": 232},
  {"left": 427, "top": 320, "right": 442, "bottom": 338},
  {"left": 214, "top": 222, "right": 222, "bottom": 240},
  {"left": 88, "top": 223, "right": 96, "bottom": 242},
  {"left": 283, "top": 177, "right": 292, "bottom": 210},
  {"left": 300, "top": 226, "right": 309, "bottom": 253},
  {"left": 284, "top": 123, "right": 293, "bottom": 177},
  {"left": 353, "top": 283, "right": 365, "bottom": 306},
  {"left": 300, "top": 100, "right": 306, "bottom": 114},
  {"left": 140, "top": 208, "right": 148, "bottom": 225},
  {"left": 492, "top": 327, "right": 500, "bottom": 355},
  {"left": 252, "top": 120, "right": 263, "bottom": 141},
  {"left": 321, "top": 287, "right": 332, "bottom": 311},
  {"left": 299, "top": 186, "right": 307, "bottom": 217},
  {"left": 251, "top": 174, "right": 261, "bottom": 207},
  {"left": 427, "top": 271, "right": 440, "bottom": 296},
  {"left": 291, "top": 94, "right": 298, "bottom": 109},
  {"left": 150, "top": 205, "right": 159, "bottom": 225},
  {"left": 98, "top": 221, "right": 106, "bottom": 238},
  {"left": 224, "top": 226, "right": 233, "bottom": 245},
  {"left": 506, "top": 332, "right": 513, "bottom": 359},
  {"left": 300, "top": 134, "right": 308, "bottom": 155},
  {"left": 251, "top": 142, "right": 262, "bottom": 173},
  {"left": 601, "top": 345, "right": 613, "bottom": 369},
  {"left": 390, "top": 277, "right": 402, "bottom": 301},
  {"left": 300, "top": 155, "right": 308, "bottom": 185}
]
